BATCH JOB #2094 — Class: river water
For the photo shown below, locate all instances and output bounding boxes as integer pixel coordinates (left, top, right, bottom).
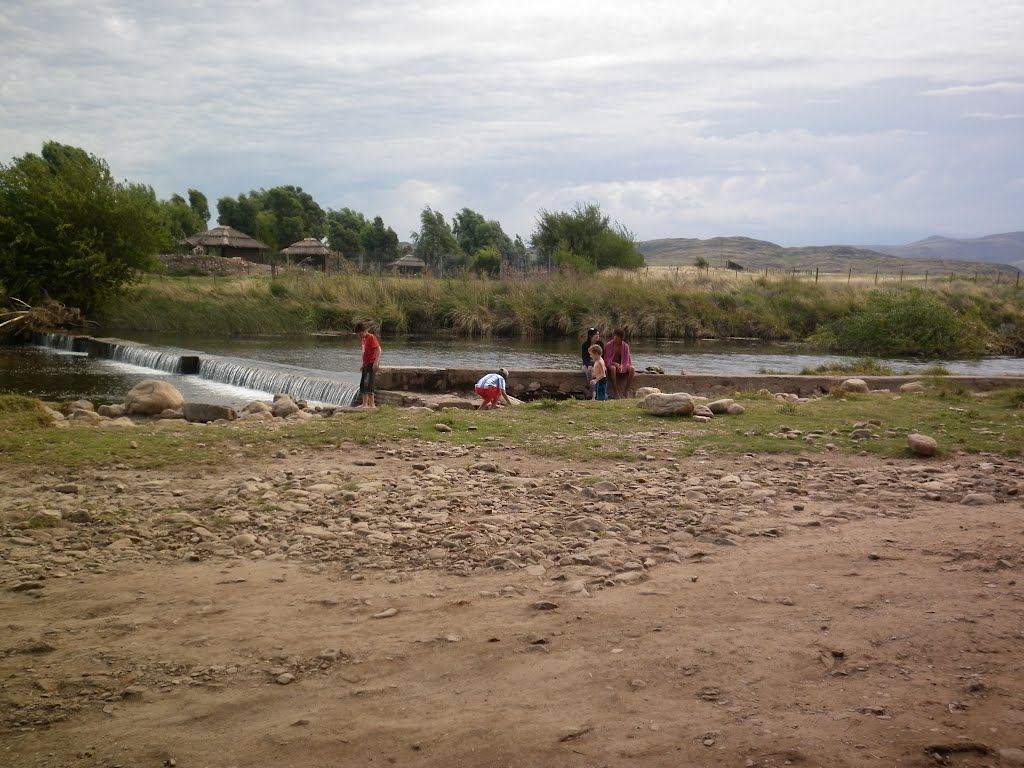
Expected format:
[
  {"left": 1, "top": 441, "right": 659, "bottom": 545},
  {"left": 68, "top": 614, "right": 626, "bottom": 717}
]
[{"left": 2, "top": 331, "right": 1023, "bottom": 407}]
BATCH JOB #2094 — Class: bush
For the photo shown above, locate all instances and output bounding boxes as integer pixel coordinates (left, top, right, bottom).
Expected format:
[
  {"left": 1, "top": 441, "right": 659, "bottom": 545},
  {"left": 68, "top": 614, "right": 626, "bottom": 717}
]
[{"left": 807, "top": 286, "right": 992, "bottom": 357}]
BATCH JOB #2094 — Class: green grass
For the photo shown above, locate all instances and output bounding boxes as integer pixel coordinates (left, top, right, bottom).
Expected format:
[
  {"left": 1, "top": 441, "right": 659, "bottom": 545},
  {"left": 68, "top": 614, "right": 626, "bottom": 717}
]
[
  {"left": 799, "top": 357, "right": 895, "bottom": 376},
  {"left": 2, "top": 390, "right": 1022, "bottom": 470}
]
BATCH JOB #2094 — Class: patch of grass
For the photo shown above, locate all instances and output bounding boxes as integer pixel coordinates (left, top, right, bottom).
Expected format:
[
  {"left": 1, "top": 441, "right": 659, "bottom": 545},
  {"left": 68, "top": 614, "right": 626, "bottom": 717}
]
[
  {"left": 2, "top": 389, "right": 1022, "bottom": 470},
  {"left": 799, "top": 358, "right": 894, "bottom": 376},
  {"left": 918, "top": 365, "right": 950, "bottom": 376}
]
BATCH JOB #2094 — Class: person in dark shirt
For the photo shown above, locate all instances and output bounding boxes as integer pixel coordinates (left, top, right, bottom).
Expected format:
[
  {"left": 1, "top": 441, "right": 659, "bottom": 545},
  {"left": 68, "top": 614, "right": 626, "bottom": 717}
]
[{"left": 581, "top": 327, "right": 603, "bottom": 399}]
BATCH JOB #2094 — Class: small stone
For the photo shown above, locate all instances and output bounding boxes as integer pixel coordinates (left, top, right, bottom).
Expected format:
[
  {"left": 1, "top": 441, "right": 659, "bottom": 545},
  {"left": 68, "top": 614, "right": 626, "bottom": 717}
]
[
  {"left": 841, "top": 378, "right": 869, "bottom": 393},
  {"left": 275, "top": 673, "right": 295, "bottom": 685},
  {"left": 53, "top": 483, "right": 80, "bottom": 494},
  {"left": 961, "top": 492, "right": 997, "bottom": 506},
  {"left": 997, "top": 748, "right": 1024, "bottom": 766},
  {"left": 532, "top": 601, "right": 559, "bottom": 611},
  {"left": 372, "top": 608, "right": 398, "bottom": 619},
  {"left": 10, "top": 581, "right": 45, "bottom": 592},
  {"left": 434, "top": 423, "right": 453, "bottom": 433}
]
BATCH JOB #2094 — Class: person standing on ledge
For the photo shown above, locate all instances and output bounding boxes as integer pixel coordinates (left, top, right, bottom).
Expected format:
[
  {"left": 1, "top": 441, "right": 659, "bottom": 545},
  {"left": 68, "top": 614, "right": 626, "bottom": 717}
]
[
  {"left": 581, "top": 327, "right": 603, "bottom": 398},
  {"left": 603, "top": 328, "right": 636, "bottom": 399},
  {"left": 353, "top": 322, "right": 381, "bottom": 409},
  {"left": 474, "top": 367, "right": 512, "bottom": 410}
]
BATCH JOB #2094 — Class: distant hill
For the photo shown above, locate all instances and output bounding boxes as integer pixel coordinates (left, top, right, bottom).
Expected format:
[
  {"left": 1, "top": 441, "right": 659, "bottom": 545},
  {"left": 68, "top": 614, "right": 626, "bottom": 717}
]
[
  {"left": 637, "top": 236, "right": 1020, "bottom": 276},
  {"left": 863, "top": 232, "right": 1024, "bottom": 270}
]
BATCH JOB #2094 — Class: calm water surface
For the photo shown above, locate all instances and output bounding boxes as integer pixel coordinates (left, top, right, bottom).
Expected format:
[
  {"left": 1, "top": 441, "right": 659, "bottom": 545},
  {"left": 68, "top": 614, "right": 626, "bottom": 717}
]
[{"left": 2, "top": 332, "right": 1023, "bottom": 407}]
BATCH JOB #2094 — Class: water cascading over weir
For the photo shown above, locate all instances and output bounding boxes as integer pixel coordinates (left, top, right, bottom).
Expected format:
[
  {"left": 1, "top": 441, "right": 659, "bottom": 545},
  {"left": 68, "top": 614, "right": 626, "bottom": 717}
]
[{"left": 30, "top": 333, "right": 360, "bottom": 406}]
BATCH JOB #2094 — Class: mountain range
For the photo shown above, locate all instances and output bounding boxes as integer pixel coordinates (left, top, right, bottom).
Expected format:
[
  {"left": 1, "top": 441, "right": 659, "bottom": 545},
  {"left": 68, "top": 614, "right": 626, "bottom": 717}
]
[{"left": 637, "top": 232, "right": 1024, "bottom": 276}]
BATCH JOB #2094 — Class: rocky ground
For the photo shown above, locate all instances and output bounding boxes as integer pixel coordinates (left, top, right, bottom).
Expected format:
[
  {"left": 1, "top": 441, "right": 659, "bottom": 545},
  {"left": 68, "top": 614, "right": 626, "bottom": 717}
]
[{"left": 2, "top": 430, "right": 1023, "bottom": 767}]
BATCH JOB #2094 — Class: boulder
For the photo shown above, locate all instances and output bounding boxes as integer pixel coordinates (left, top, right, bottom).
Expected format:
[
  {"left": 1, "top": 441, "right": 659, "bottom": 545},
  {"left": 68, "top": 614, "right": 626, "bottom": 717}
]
[
  {"left": 271, "top": 396, "right": 299, "bottom": 418},
  {"left": 68, "top": 408, "right": 105, "bottom": 425},
  {"left": 125, "top": 380, "right": 185, "bottom": 416},
  {"left": 634, "top": 387, "right": 662, "bottom": 399},
  {"left": 639, "top": 392, "right": 695, "bottom": 417},
  {"left": 907, "top": 433, "right": 938, "bottom": 457},
  {"left": 694, "top": 404, "right": 714, "bottom": 418},
  {"left": 899, "top": 381, "right": 926, "bottom": 393},
  {"left": 70, "top": 399, "right": 95, "bottom": 412},
  {"left": 840, "top": 378, "right": 870, "bottom": 393},
  {"left": 726, "top": 403, "right": 745, "bottom": 415},
  {"left": 707, "top": 398, "right": 735, "bottom": 414},
  {"left": 182, "top": 403, "right": 238, "bottom": 423},
  {"left": 97, "top": 403, "right": 126, "bottom": 418},
  {"left": 243, "top": 401, "right": 272, "bottom": 414}
]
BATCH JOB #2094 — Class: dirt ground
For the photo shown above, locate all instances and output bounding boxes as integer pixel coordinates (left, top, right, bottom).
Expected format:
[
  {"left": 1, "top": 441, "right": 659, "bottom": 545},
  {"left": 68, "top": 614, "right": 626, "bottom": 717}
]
[{"left": 2, "top": 437, "right": 1023, "bottom": 768}]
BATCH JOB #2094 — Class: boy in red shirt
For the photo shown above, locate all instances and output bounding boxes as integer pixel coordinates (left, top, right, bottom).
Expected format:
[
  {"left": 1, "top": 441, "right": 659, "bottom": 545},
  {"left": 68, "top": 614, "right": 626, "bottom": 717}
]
[{"left": 353, "top": 322, "right": 381, "bottom": 409}]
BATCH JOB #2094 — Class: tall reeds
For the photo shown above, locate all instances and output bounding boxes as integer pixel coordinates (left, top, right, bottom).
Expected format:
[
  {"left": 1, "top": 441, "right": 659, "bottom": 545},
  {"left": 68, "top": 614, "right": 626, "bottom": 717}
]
[{"left": 96, "top": 271, "right": 1023, "bottom": 355}]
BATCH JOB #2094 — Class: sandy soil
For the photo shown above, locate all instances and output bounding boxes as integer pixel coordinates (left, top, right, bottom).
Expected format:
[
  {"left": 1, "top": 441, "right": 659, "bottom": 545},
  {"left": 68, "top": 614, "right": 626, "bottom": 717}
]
[{"left": 2, "top": 439, "right": 1023, "bottom": 768}]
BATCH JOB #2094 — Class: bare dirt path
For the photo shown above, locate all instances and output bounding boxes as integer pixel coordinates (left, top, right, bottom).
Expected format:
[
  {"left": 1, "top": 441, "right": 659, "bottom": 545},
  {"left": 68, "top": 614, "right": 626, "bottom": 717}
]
[{"left": 2, "top": 445, "right": 1022, "bottom": 768}]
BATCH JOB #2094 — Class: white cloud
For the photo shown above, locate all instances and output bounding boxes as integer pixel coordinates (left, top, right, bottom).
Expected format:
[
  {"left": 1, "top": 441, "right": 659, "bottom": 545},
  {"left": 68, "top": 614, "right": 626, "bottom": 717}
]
[{"left": 925, "top": 81, "right": 1024, "bottom": 97}]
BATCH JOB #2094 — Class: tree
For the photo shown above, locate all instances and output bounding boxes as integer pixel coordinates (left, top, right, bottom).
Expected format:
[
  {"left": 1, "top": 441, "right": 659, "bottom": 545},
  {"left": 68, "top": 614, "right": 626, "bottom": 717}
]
[
  {"left": 451, "top": 207, "right": 521, "bottom": 272},
  {"left": 412, "top": 206, "right": 460, "bottom": 276},
  {"left": 326, "top": 208, "right": 369, "bottom": 261},
  {"left": 694, "top": 256, "right": 709, "bottom": 270},
  {"left": 187, "top": 189, "right": 210, "bottom": 223},
  {"left": 217, "top": 185, "right": 326, "bottom": 252},
  {"left": 0, "top": 142, "right": 170, "bottom": 312},
  {"left": 160, "top": 193, "right": 206, "bottom": 240},
  {"left": 468, "top": 245, "right": 502, "bottom": 276},
  {"left": 360, "top": 216, "right": 400, "bottom": 267},
  {"left": 530, "top": 202, "right": 644, "bottom": 271}
]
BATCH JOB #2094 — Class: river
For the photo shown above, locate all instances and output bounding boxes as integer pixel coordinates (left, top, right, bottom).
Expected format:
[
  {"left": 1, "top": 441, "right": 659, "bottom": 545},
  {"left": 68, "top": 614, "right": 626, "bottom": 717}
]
[{"left": 2, "top": 331, "right": 1023, "bottom": 407}]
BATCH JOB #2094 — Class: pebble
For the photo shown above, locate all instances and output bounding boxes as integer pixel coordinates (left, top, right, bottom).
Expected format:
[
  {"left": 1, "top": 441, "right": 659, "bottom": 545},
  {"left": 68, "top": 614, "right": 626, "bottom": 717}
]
[{"left": 372, "top": 608, "right": 399, "bottom": 619}]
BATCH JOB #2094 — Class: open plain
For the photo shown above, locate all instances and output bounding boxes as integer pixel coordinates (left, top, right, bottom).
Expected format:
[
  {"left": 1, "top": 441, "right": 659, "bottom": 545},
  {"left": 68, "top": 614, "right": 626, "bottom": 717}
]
[{"left": 2, "top": 400, "right": 1023, "bottom": 768}]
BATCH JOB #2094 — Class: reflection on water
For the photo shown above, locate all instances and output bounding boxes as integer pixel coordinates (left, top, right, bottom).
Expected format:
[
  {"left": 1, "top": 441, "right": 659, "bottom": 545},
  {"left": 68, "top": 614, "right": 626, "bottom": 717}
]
[{"left": 2, "top": 332, "right": 1023, "bottom": 407}]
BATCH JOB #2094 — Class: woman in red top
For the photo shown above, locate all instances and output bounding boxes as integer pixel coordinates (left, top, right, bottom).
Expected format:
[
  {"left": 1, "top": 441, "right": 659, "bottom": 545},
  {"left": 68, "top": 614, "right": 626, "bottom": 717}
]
[{"left": 354, "top": 322, "right": 381, "bottom": 408}]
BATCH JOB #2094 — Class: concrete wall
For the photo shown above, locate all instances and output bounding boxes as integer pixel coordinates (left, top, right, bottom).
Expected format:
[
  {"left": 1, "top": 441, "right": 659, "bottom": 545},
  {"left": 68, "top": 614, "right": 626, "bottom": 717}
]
[{"left": 377, "top": 366, "right": 1024, "bottom": 399}]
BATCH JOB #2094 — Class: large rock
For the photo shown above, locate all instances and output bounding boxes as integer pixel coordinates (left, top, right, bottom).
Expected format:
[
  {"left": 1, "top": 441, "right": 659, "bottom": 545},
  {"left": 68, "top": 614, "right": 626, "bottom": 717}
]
[
  {"left": 125, "top": 380, "right": 185, "bottom": 416},
  {"left": 840, "top": 378, "right": 870, "bottom": 393},
  {"left": 243, "top": 401, "right": 272, "bottom": 414},
  {"left": 707, "top": 398, "right": 735, "bottom": 414},
  {"left": 907, "top": 433, "right": 938, "bottom": 456},
  {"left": 899, "top": 381, "right": 926, "bottom": 393},
  {"left": 182, "top": 403, "right": 238, "bottom": 423},
  {"left": 639, "top": 392, "right": 695, "bottom": 417},
  {"left": 271, "top": 395, "right": 299, "bottom": 418},
  {"left": 635, "top": 387, "right": 662, "bottom": 399},
  {"left": 68, "top": 408, "right": 105, "bottom": 425},
  {"left": 97, "top": 403, "right": 126, "bottom": 418}
]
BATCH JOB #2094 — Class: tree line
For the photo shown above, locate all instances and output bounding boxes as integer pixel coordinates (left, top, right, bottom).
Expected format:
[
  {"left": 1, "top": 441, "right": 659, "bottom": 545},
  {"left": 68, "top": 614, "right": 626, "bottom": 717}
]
[{"left": 0, "top": 142, "right": 644, "bottom": 312}]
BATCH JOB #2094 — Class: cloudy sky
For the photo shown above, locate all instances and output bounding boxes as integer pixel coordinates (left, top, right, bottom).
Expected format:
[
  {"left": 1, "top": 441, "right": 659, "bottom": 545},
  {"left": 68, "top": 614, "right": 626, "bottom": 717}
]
[{"left": 2, "top": 0, "right": 1022, "bottom": 246}]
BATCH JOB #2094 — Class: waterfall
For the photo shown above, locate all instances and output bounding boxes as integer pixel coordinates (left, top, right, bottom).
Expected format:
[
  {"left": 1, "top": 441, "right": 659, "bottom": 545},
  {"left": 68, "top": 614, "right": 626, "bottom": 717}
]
[
  {"left": 100, "top": 341, "right": 187, "bottom": 373},
  {"left": 31, "top": 332, "right": 80, "bottom": 352},
  {"left": 30, "top": 332, "right": 360, "bottom": 407},
  {"left": 198, "top": 357, "right": 359, "bottom": 406}
]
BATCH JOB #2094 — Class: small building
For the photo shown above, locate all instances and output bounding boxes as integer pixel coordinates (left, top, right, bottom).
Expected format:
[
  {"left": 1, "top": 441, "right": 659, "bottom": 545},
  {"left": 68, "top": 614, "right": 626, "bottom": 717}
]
[
  {"left": 389, "top": 254, "right": 427, "bottom": 275},
  {"left": 282, "top": 238, "right": 334, "bottom": 271},
  {"left": 184, "top": 226, "right": 270, "bottom": 262},
  {"left": 726, "top": 260, "right": 744, "bottom": 272}
]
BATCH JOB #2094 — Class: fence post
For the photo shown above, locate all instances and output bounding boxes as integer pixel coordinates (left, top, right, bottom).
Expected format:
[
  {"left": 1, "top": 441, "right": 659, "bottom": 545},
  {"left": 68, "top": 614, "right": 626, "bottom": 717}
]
[
  {"left": 996, "top": 271, "right": 1001, "bottom": 286},
  {"left": 925, "top": 270, "right": 928, "bottom": 283},
  {"left": 847, "top": 268, "right": 852, "bottom": 284},
  {"left": 900, "top": 269, "right": 903, "bottom": 282},
  {"left": 874, "top": 269, "right": 878, "bottom": 284},
  {"left": 815, "top": 268, "right": 819, "bottom": 283},
  {"left": 974, "top": 271, "right": 978, "bottom": 283}
]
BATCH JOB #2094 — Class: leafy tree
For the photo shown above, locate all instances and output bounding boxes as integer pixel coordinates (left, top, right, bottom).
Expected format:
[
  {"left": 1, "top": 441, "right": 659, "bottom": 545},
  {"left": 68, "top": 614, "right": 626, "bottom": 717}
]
[
  {"left": 360, "top": 216, "right": 400, "bottom": 267},
  {"left": 0, "top": 142, "right": 170, "bottom": 312},
  {"left": 187, "top": 189, "right": 210, "bottom": 223},
  {"left": 217, "top": 185, "right": 326, "bottom": 252},
  {"left": 452, "top": 207, "right": 525, "bottom": 273},
  {"left": 468, "top": 245, "right": 502, "bottom": 276},
  {"left": 160, "top": 193, "right": 206, "bottom": 239},
  {"left": 412, "top": 206, "right": 460, "bottom": 276},
  {"left": 531, "top": 202, "right": 644, "bottom": 270},
  {"left": 326, "top": 208, "right": 369, "bottom": 260},
  {"left": 694, "top": 256, "right": 709, "bottom": 270}
]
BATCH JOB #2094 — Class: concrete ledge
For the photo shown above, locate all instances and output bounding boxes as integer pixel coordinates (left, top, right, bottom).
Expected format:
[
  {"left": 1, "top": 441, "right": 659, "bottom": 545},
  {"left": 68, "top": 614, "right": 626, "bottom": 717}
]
[{"left": 377, "top": 367, "right": 1024, "bottom": 399}]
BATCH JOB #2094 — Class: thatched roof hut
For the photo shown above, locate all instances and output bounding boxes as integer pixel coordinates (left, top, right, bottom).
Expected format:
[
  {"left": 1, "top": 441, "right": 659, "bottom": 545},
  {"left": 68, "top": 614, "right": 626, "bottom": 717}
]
[
  {"left": 282, "top": 238, "right": 334, "bottom": 270},
  {"left": 185, "top": 226, "right": 270, "bottom": 262},
  {"left": 390, "top": 254, "right": 427, "bottom": 275}
]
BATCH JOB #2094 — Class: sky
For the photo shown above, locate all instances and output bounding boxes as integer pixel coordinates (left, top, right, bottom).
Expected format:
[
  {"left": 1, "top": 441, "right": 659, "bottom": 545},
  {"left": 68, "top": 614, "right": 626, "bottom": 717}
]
[{"left": 1, "top": 0, "right": 1022, "bottom": 247}]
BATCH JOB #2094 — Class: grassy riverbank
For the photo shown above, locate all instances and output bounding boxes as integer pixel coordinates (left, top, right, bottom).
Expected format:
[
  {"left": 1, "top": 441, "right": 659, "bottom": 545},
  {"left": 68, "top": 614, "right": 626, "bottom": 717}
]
[
  {"left": 97, "top": 270, "right": 1024, "bottom": 356},
  {"left": 3, "top": 388, "right": 1022, "bottom": 470}
]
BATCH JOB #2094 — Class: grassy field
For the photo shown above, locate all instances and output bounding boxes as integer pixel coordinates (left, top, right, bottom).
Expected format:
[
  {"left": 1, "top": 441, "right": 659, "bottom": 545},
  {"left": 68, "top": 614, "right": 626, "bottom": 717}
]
[
  {"left": 96, "top": 269, "right": 1024, "bottom": 356},
  {"left": 4, "top": 388, "right": 1022, "bottom": 471}
]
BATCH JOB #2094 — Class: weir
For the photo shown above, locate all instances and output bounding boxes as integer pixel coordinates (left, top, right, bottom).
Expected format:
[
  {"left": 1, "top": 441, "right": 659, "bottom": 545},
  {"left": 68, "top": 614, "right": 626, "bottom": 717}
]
[{"left": 31, "top": 333, "right": 360, "bottom": 407}]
